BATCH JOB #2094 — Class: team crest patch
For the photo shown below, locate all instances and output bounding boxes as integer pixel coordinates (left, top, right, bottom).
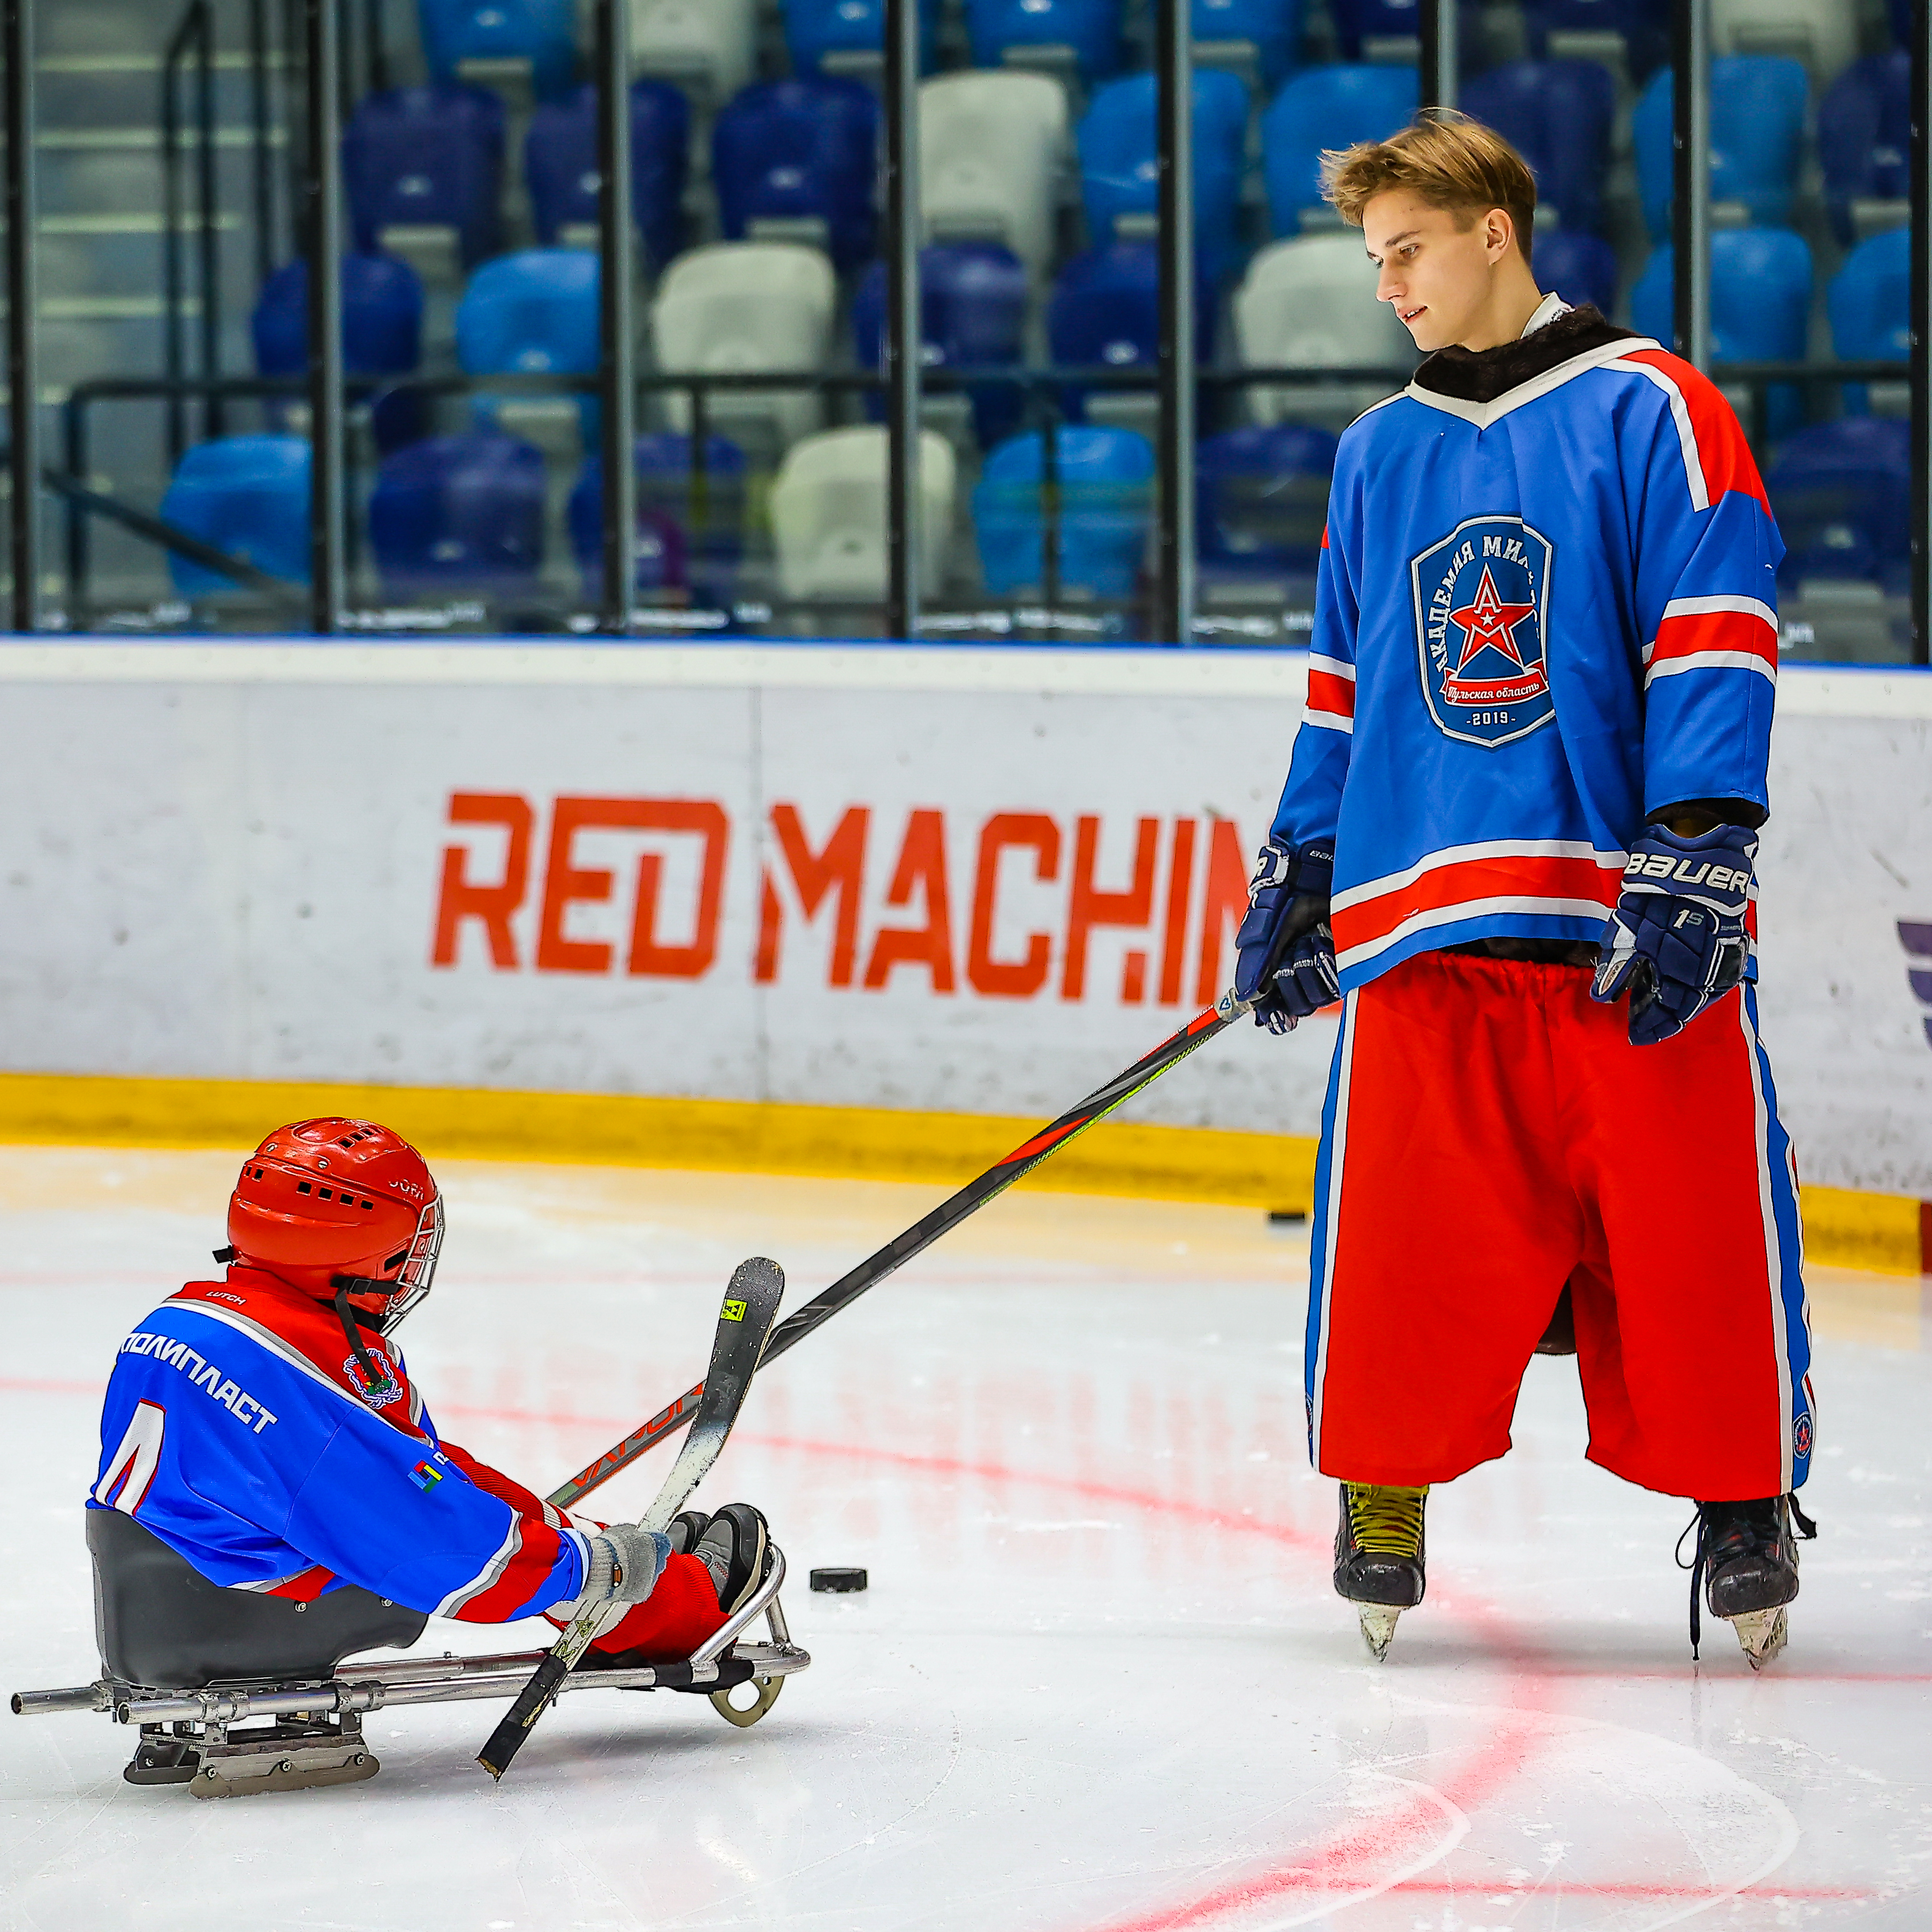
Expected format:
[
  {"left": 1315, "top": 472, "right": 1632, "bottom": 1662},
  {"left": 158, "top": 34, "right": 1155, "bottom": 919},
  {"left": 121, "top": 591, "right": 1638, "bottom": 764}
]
[
  {"left": 1793, "top": 1413, "right": 1813, "bottom": 1461},
  {"left": 1410, "top": 514, "right": 1556, "bottom": 748},
  {"left": 343, "top": 1348, "right": 404, "bottom": 1408}
]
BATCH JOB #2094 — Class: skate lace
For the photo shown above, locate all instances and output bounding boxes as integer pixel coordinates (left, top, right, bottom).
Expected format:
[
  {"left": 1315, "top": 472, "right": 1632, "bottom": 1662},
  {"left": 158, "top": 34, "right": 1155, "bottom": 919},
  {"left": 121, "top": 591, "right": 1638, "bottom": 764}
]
[
  {"left": 1675, "top": 1494, "right": 1818, "bottom": 1660},
  {"left": 1345, "top": 1484, "right": 1427, "bottom": 1559}
]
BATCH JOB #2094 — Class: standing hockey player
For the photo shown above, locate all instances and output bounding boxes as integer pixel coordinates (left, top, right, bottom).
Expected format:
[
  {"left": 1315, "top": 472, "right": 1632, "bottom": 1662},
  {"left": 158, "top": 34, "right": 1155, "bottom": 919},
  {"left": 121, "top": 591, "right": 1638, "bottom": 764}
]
[
  {"left": 1231, "top": 113, "right": 1815, "bottom": 1667},
  {"left": 89, "top": 1117, "right": 774, "bottom": 1683}
]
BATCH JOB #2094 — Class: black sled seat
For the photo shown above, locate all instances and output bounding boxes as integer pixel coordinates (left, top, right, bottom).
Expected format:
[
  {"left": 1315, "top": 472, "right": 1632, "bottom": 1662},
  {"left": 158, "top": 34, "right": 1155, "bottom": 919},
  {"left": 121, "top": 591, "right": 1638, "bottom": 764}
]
[
  {"left": 13, "top": 1518, "right": 810, "bottom": 1798},
  {"left": 89, "top": 1509, "right": 428, "bottom": 1691}
]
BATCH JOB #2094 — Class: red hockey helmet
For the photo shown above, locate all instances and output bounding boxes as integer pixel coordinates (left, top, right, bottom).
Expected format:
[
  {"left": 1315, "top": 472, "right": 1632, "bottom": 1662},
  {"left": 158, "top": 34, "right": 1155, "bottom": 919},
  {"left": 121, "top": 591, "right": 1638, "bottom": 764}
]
[{"left": 226, "top": 1119, "right": 443, "bottom": 1332}]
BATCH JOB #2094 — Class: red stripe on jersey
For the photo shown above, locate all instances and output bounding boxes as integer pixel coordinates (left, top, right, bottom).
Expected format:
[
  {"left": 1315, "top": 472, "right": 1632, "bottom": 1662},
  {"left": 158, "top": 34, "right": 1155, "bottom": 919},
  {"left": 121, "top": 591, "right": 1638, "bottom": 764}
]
[
  {"left": 451, "top": 1518, "right": 570, "bottom": 1623},
  {"left": 1306, "top": 668, "right": 1356, "bottom": 717},
  {"left": 1320, "top": 522, "right": 1329, "bottom": 550},
  {"left": 264, "top": 1565, "right": 337, "bottom": 1602},
  {"left": 1620, "top": 348, "right": 1771, "bottom": 513},
  {"left": 1651, "top": 606, "right": 1778, "bottom": 669},
  {"left": 1332, "top": 853, "right": 1622, "bottom": 958}
]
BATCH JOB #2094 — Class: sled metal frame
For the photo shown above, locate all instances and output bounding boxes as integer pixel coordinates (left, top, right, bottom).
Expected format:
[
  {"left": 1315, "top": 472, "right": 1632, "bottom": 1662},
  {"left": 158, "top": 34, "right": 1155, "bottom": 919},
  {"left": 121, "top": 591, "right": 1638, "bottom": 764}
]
[{"left": 12, "top": 1547, "right": 807, "bottom": 1794}]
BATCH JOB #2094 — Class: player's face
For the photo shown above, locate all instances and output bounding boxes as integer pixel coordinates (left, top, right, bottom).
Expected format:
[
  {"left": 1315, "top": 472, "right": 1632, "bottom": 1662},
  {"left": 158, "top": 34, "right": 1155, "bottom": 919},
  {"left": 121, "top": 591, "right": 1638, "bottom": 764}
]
[{"left": 1362, "top": 193, "right": 1506, "bottom": 352}]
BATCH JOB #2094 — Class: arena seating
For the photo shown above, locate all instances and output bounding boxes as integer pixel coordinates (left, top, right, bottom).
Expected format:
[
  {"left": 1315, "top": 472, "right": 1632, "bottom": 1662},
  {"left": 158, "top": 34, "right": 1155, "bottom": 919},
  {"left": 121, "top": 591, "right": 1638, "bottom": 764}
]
[
  {"left": 568, "top": 435, "right": 748, "bottom": 603},
  {"left": 1829, "top": 226, "right": 1910, "bottom": 414},
  {"left": 1328, "top": 0, "right": 1424, "bottom": 62},
  {"left": 973, "top": 426, "right": 1154, "bottom": 600},
  {"left": 368, "top": 431, "right": 547, "bottom": 599},
  {"left": 1234, "top": 233, "right": 1413, "bottom": 430},
  {"left": 342, "top": 84, "right": 505, "bottom": 279},
  {"left": 523, "top": 81, "right": 689, "bottom": 267},
  {"left": 1196, "top": 423, "right": 1337, "bottom": 581},
  {"left": 1261, "top": 64, "right": 1420, "bottom": 236},
  {"left": 919, "top": 71, "right": 1070, "bottom": 281},
  {"left": 1634, "top": 57, "right": 1809, "bottom": 237},
  {"left": 630, "top": 0, "right": 756, "bottom": 103},
  {"left": 1522, "top": 0, "right": 1670, "bottom": 84},
  {"left": 852, "top": 242, "right": 1031, "bottom": 448},
  {"left": 713, "top": 78, "right": 881, "bottom": 272},
  {"left": 770, "top": 426, "right": 957, "bottom": 601},
  {"left": 1819, "top": 52, "right": 1911, "bottom": 246},
  {"left": 1191, "top": 0, "right": 1302, "bottom": 89},
  {"left": 965, "top": 0, "right": 1123, "bottom": 84},
  {"left": 1765, "top": 416, "right": 1912, "bottom": 593},
  {"left": 1711, "top": 0, "right": 1856, "bottom": 84},
  {"left": 416, "top": 0, "right": 579, "bottom": 101},
  {"left": 1457, "top": 59, "right": 1614, "bottom": 235},
  {"left": 784, "top": 0, "right": 937, "bottom": 75},
  {"left": 1077, "top": 70, "right": 1248, "bottom": 282},
  {"left": 158, "top": 436, "right": 312, "bottom": 593},
  {"left": 1533, "top": 231, "right": 1620, "bottom": 316},
  {"left": 651, "top": 241, "right": 838, "bottom": 452},
  {"left": 456, "top": 248, "right": 601, "bottom": 460}
]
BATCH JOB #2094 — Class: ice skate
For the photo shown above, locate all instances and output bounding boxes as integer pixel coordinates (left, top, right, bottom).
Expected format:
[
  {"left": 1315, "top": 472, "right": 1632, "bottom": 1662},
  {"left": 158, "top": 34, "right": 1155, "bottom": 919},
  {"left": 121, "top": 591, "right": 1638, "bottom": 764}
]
[
  {"left": 1334, "top": 1483, "right": 1428, "bottom": 1661},
  {"left": 1686, "top": 1495, "right": 1816, "bottom": 1670}
]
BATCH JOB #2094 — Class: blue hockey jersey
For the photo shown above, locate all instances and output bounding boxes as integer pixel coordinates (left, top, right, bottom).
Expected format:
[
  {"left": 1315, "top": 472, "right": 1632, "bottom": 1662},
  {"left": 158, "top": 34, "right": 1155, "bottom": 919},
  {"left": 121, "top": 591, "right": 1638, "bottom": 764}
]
[
  {"left": 1270, "top": 309, "right": 1783, "bottom": 990},
  {"left": 88, "top": 1269, "right": 593, "bottom": 1620}
]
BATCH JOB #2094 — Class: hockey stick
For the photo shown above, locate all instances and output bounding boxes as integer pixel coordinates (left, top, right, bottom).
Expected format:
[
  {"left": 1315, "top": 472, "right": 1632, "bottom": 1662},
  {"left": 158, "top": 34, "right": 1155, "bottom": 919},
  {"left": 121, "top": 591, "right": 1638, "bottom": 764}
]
[
  {"left": 545, "top": 995, "right": 1245, "bottom": 1512},
  {"left": 478, "top": 1255, "right": 784, "bottom": 1780}
]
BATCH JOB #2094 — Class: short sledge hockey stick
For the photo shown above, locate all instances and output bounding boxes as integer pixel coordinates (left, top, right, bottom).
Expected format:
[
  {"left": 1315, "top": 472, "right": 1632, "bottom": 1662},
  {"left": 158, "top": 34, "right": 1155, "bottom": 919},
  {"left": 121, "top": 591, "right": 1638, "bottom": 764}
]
[
  {"left": 479, "top": 1255, "right": 784, "bottom": 1780},
  {"left": 546, "top": 995, "right": 1245, "bottom": 1512}
]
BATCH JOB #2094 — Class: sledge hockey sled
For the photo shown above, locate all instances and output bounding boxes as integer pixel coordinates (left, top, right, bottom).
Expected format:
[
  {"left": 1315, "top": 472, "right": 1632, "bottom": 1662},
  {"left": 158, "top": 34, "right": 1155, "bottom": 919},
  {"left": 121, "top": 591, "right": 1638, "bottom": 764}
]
[{"left": 11, "top": 1511, "right": 809, "bottom": 1796}]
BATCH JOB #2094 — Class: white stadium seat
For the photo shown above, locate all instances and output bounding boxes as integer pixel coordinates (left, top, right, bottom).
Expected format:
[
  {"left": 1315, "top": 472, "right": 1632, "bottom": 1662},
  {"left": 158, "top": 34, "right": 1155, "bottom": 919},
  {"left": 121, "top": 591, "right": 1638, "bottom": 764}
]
[
  {"left": 650, "top": 241, "right": 837, "bottom": 453},
  {"left": 919, "top": 71, "right": 1070, "bottom": 281},
  {"left": 770, "top": 426, "right": 957, "bottom": 602},
  {"left": 1233, "top": 233, "right": 1414, "bottom": 431},
  {"left": 1711, "top": 0, "right": 1855, "bottom": 84},
  {"left": 630, "top": 0, "right": 756, "bottom": 105}
]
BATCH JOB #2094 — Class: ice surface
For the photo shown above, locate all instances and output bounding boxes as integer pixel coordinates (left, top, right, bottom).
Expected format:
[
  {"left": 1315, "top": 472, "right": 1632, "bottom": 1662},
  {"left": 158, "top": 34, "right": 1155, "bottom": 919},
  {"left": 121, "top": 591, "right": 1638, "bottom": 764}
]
[{"left": 3, "top": 1147, "right": 1930, "bottom": 1930}]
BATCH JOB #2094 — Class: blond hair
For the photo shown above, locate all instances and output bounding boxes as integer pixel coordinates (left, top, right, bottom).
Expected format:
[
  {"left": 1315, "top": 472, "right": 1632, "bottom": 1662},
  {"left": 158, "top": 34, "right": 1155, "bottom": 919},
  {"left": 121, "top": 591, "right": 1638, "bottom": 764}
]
[{"left": 1320, "top": 109, "right": 1537, "bottom": 261}]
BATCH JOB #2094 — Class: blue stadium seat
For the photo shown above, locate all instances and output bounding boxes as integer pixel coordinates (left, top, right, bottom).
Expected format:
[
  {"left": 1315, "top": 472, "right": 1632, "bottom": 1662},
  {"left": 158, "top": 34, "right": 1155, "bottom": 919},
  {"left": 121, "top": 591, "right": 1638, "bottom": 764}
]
[
  {"left": 158, "top": 436, "right": 310, "bottom": 594},
  {"left": 1048, "top": 241, "right": 1159, "bottom": 424},
  {"left": 712, "top": 78, "right": 880, "bottom": 273},
  {"left": 973, "top": 426, "right": 1155, "bottom": 600},
  {"left": 343, "top": 84, "right": 505, "bottom": 271},
  {"left": 525, "top": 81, "right": 689, "bottom": 269},
  {"left": 1196, "top": 424, "right": 1337, "bottom": 580},
  {"left": 1890, "top": 0, "right": 1910, "bottom": 46},
  {"left": 785, "top": 0, "right": 936, "bottom": 74},
  {"left": 1631, "top": 227, "right": 1812, "bottom": 435},
  {"left": 1192, "top": 0, "right": 1301, "bottom": 89},
  {"left": 569, "top": 435, "right": 748, "bottom": 602},
  {"left": 416, "top": 0, "right": 578, "bottom": 100},
  {"left": 456, "top": 248, "right": 601, "bottom": 444},
  {"left": 252, "top": 252, "right": 426, "bottom": 453},
  {"left": 1829, "top": 225, "right": 1910, "bottom": 414},
  {"left": 1262, "top": 65, "right": 1419, "bottom": 235},
  {"left": 1633, "top": 56, "right": 1808, "bottom": 237},
  {"left": 1818, "top": 51, "right": 1910, "bottom": 246},
  {"left": 1329, "top": 0, "right": 1422, "bottom": 58},
  {"left": 1532, "top": 230, "right": 1620, "bottom": 315},
  {"left": 1765, "top": 416, "right": 1911, "bottom": 593},
  {"left": 1524, "top": 0, "right": 1671, "bottom": 83},
  {"left": 1458, "top": 59, "right": 1614, "bottom": 234},
  {"left": 1078, "top": 70, "right": 1249, "bottom": 282},
  {"left": 853, "top": 242, "right": 1030, "bottom": 448},
  {"left": 966, "top": 0, "right": 1123, "bottom": 82},
  {"left": 368, "top": 432, "right": 547, "bottom": 600}
]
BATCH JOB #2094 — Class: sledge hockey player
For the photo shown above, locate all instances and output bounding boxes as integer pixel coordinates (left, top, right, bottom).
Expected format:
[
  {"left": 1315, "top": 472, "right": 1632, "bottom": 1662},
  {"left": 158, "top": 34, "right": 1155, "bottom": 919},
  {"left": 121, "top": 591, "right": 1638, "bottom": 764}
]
[
  {"left": 1232, "top": 113, "right": 1815, "bottom": 1667},
  {"left": 88, "top": 1117, "right": 772, "bottom": 1687}
]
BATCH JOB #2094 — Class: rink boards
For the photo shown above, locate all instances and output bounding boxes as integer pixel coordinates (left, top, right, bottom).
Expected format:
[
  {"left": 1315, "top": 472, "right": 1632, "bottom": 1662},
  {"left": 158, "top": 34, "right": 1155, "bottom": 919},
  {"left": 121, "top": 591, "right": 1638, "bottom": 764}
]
[{"left": 0, "top": 640, "right": 1927, "bottom": 1210}]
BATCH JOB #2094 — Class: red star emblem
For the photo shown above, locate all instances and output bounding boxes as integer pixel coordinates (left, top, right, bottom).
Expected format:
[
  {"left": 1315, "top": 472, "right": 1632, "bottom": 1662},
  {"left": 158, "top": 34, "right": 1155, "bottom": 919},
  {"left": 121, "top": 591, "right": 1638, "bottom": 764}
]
[{"left": 1447, "top": 565, "right": 1539, "bottom": 673}]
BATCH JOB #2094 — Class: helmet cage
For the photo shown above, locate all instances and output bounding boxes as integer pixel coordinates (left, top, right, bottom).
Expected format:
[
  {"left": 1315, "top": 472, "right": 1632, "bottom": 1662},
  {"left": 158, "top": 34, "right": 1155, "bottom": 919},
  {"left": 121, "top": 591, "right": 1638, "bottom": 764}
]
[{"left": 334, "top": 1193, "right": 443, "bottom": 1334}]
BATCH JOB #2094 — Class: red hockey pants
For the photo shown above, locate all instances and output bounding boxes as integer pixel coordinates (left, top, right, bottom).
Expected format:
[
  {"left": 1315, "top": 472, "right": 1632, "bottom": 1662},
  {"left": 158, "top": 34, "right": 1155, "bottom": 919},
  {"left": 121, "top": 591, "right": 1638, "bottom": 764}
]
[
  {"left": 1304, "top": 951, "right": 1814, "bottom": 1501},
  {"left": 547, "top": 1553, "right": 728, "bottom": 1661}
]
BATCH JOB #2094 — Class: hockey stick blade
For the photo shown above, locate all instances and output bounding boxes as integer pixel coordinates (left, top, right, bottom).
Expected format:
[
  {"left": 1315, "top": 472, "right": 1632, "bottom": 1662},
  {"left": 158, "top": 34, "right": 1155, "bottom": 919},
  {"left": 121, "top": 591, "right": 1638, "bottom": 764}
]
[
  {"left": 478, "top": 1256, "right": 784, "bottom": 1781},
  {"left": 547, "top": 999, "right": 1240, "bottom": 1511}
]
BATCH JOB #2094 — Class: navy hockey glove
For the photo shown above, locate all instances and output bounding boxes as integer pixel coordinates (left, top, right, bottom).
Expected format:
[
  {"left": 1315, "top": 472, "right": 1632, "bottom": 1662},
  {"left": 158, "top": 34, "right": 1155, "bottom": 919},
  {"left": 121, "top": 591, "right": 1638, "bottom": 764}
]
[
  {"left": 1231, "top": 839, "right": 1339, "bottom": 1034},
  {"left": 1591, "top": 821, "right": 1756, "bottom": 1047}
]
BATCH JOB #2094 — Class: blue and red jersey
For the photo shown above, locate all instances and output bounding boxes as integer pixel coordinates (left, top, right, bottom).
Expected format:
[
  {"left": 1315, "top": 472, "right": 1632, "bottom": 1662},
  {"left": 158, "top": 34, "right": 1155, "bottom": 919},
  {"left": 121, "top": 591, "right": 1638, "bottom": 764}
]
[
  {"left": 1272, "top": 312, "right": 1783, "bottom": 990},
  {"left": 89, "top": 1267, "right": 592, "bottom": 1621}
]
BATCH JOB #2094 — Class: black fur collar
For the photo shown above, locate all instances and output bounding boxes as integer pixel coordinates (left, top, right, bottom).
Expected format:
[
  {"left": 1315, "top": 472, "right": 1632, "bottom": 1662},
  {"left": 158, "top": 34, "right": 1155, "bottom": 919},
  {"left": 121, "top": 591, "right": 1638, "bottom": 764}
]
[{"left": 1410, "top": 304, "right": 1641, "bottom": 404}]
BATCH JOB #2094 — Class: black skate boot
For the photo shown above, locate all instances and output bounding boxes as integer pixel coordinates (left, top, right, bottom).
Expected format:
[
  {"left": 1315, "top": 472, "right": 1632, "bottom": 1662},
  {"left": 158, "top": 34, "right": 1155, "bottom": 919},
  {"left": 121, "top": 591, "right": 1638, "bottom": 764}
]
[
  {"left": 1684, "top": 1493, "right": 1817, "bottom": 1669},
  {"left": 1334, "top": 1483, "right": 1428, "bottom": 1662},
  {"left": 668, "top": 1509, "right": 711, "bottom": 1556},
  {"left": 693, "top": 1503, "right": 771, "bottom": 1616}
]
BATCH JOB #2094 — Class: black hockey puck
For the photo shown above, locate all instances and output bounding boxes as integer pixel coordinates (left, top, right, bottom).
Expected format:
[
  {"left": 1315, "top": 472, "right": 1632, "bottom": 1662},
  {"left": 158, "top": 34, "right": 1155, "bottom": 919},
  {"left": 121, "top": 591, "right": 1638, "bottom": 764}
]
[
  {"left": 1267, "top": 1209, "right": 1307, "bottom": 1225},
  {"left": 810, "top": 1566, "right": 868, "bottom": 1593}
]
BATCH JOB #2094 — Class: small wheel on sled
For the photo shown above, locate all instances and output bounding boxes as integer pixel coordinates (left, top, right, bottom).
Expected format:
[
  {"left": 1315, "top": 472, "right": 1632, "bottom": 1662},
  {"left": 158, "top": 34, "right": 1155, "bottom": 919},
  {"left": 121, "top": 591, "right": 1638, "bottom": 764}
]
[{"left": 708, "top": 1673, "right": 783, "bottom": 1728}]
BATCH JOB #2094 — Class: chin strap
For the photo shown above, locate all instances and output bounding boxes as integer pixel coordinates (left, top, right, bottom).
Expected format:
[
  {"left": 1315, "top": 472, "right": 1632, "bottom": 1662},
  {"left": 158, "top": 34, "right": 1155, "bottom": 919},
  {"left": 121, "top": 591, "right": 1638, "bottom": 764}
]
[{"left": 331, "top": 1278, "right": 385, "bottom": 1390}]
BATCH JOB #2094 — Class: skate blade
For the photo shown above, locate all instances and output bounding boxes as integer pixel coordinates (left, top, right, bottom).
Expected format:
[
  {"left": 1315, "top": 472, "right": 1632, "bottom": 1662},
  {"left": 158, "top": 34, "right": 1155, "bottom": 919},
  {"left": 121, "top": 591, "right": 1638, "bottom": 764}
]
[
  {"left": 1358, "top": 1605, "right": 1401, "bottom": 1662},
  {"left": 1730, "top": 1606, "right": 1789, "bottom": 1671}
]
